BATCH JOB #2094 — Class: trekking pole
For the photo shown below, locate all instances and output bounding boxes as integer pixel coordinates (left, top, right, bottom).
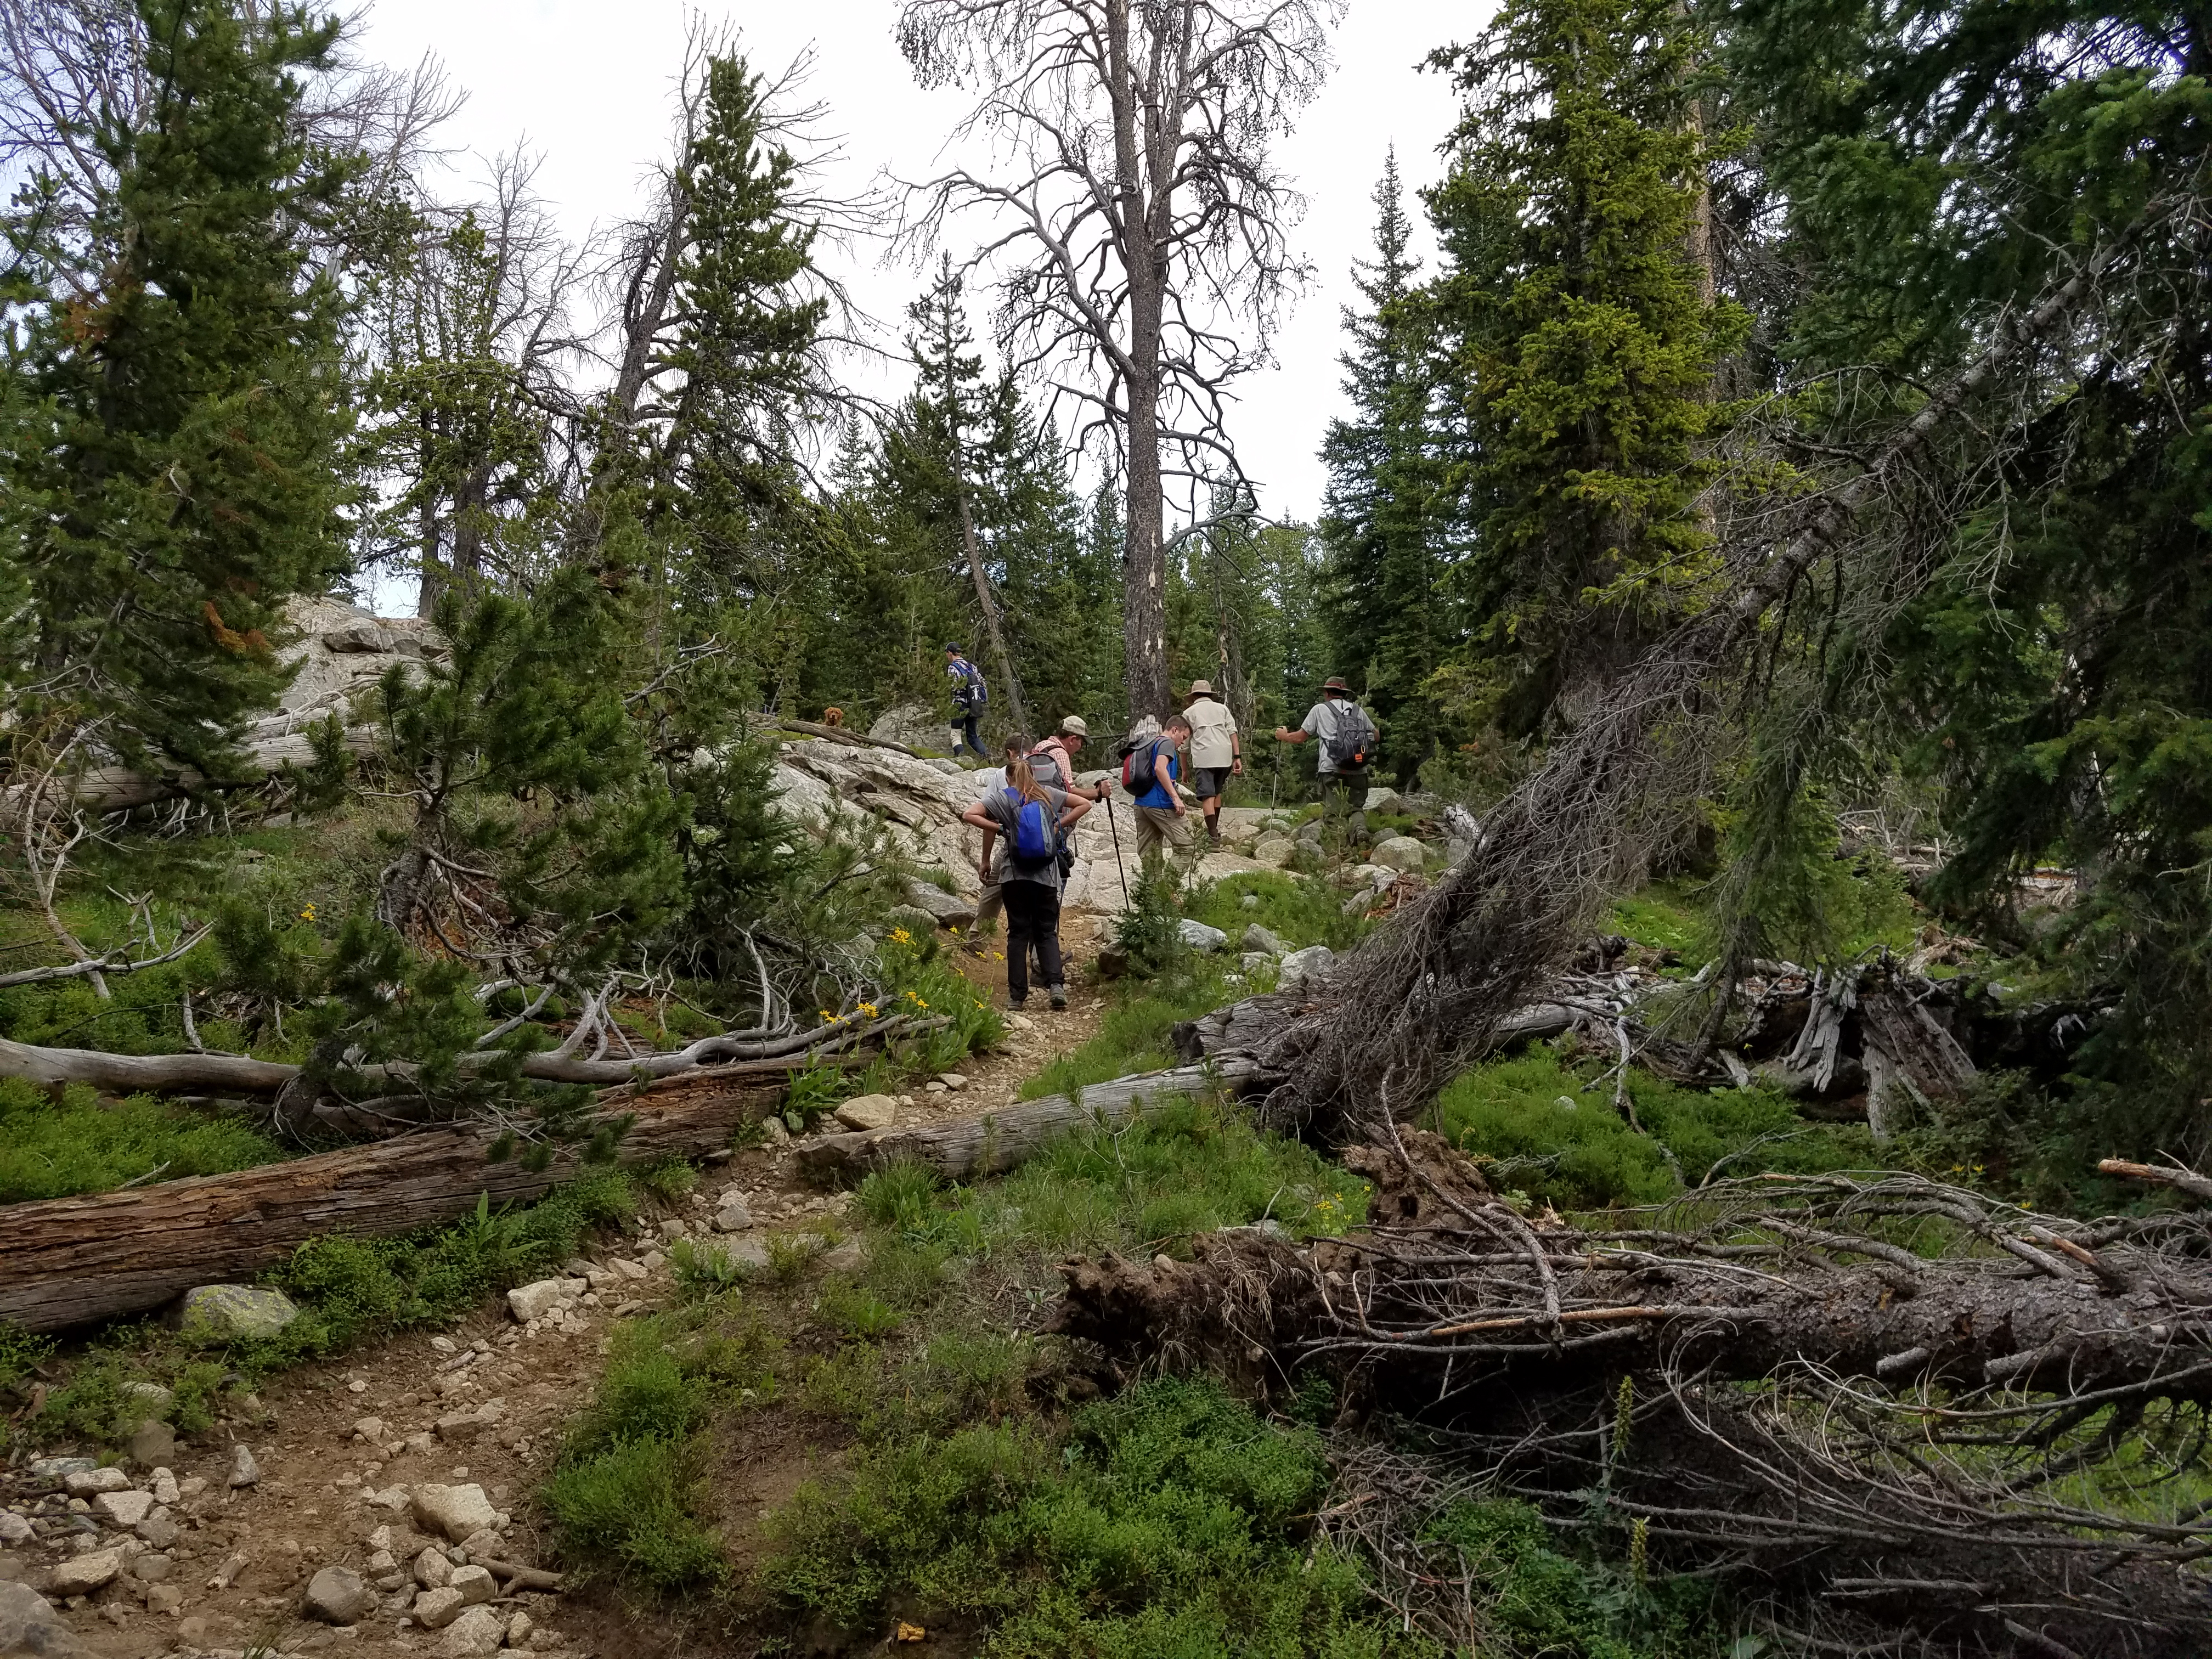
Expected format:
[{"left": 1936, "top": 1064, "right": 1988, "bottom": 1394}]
[
  {"left": 1269, "top": 740, "right": 1282, "bottom": 809},
  {"left": 1102, "top": 780, "right": 1131, "bottom": 907}
]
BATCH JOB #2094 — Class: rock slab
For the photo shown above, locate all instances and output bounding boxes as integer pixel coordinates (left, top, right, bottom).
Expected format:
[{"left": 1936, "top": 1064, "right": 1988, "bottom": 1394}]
[
  {"left": 1369, "top": 835, "right": 1427, "bottom": 873},
  {"left": 1176, "top": 919, "right": 1228, "bottom": 953},
  {"left": 833, "top": 1095, "right": 899, "bottom": 1132},
  {"left": 47, "top": 1548, "right": 125, "bottom": 1597},
  {"left": 1278, "top": 945, "right": 1337, "bottom": 991},
  {"left": 505, "top": 1278, "right": 584, "bottom": 1322}
]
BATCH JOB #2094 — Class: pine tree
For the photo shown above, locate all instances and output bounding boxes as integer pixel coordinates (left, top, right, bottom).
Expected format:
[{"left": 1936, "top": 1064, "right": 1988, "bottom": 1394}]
[
  {"left": 1423, "top": 0, "right": 1745, "bottom": 740},
  {"left": 1319, "top": 152, "right": 1448, "bottom": 777},
  {"left": 2, "top": 0, "right": 354, "bottom": 775}
]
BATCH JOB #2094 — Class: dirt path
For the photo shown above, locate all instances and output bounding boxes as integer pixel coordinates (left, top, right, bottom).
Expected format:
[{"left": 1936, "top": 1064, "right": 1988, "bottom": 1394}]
[{"left": 0, "top": 917, "right": 1119, "bottom": 1659}]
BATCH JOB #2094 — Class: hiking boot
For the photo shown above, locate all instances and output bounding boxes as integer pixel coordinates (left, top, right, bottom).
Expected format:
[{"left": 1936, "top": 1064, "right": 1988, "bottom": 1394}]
[
  {"left": 1048, "top": 985, "right": 1068, "bottom": 1011},
  {"left": 1007, "top": 996, "right": 1027, "bottom": 1013}
]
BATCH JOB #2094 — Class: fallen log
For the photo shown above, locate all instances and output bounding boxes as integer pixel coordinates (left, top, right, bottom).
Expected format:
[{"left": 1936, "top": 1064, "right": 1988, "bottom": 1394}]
[
  {"left": 794, "top": 1058, "right": 1263, "bottom": 1183},
  {"left": 0, "top": 1077, "right": 783, "bottom": 1333},
  {"left": 0, "top": 1012, "right": 920, "bottom": 1098},
  {"left": 1049, "top": 1137, "right": 2212, "bottom": 1655}
]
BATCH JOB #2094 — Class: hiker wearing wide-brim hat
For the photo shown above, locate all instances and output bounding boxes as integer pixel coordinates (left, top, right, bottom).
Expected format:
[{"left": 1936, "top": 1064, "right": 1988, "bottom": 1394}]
[
  {"left": 1274, "top": 675, "right": 1379, "bottom": 824},
  {"left": 1181, "top": 679, "right": 1241, "bottom": 847}
]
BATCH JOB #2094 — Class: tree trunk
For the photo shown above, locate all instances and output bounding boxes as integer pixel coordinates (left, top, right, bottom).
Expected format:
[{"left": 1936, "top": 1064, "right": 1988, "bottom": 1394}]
[
  {"left": 795, "top": 1058, "right": 1262, "bottom": 1183},
  {"left": 957, "top": 488, "right": 1029, "bottom": 735},
  {"left": 0, "top": 1077, "right": 783, "bottom": 1331},
  {"left": 1108, "top": 0, "right": 1171, "bottom": 723}
]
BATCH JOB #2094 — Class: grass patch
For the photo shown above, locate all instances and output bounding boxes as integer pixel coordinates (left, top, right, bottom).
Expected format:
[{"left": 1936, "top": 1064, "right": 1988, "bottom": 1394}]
[
  {"left": 759, "top": 1375, "right": 1428, "bottom": 1656},
  {"left": 1609, "top": 880, "right": 1713, "bottom": 961},
  {"left": 1019, "top": 958, "right": 1249, "bottom": 1099},
  {"left": 1437, "top": 1048, "right": 1874, "bottom": 1211},
  {"left": 1181, "top": 869, "right": 1372, "bottom": 953},
  {"left": 0, "top": 1080, "right": 283, "bottom": 1203},
  {"left": 860, "top": 1092, "right": 1367, "bottom": 1269}
]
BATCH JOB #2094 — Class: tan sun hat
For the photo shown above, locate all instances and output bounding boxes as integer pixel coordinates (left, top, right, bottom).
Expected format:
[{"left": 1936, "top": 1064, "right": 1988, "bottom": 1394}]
[
  {"left": 1186, "top": 679, "right": 1214, "bottom": 697},
  {"left": 1057, "top": 714, "right": 1090, "bottom": 738}
]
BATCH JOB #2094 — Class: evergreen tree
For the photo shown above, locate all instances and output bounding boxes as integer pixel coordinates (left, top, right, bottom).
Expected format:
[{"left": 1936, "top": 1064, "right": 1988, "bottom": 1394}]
[
  {"left": 2, "top": 0, "right": 354, "bottom": 774},
  {"left": 1421, "top": 0, "right": 1745, "bottom": 740},
  {"left": 1318, "top": 152, "right": 1448, "bottom": 776}
]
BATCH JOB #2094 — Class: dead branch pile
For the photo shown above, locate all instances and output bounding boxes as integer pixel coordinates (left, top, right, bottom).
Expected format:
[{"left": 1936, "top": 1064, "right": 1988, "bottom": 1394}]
[{"left": 1051, "top": 1133, "right": 2212, "bottom": 1655}]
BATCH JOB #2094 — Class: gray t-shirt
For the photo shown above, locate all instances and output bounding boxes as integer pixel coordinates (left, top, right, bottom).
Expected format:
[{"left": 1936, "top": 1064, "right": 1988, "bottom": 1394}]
[
  {"left": 983, "top": 785, "right": 1069, "bottom": 892},
  {"left": 1300, "top": 698, "right": 1369, "bottom": 775}
]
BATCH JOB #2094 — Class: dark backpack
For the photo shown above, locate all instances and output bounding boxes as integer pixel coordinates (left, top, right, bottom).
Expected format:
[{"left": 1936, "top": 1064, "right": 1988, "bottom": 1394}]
[
  {"left": 951, "top": 659, "right": 988, "bottom": 710},
  {"left": 1006, "top": 789, "right": 1054, "bottom": 871},
  {"left": 1324, "top": 702, "right": 1376, "bottom": 770},
  {"left": 1121, "top": 737, "right": 1169, "bottom": 795}
]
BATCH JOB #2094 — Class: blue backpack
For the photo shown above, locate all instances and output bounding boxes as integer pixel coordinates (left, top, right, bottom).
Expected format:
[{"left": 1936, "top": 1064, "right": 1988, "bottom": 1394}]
[{"left": 1006, "top": 789, "right": 1054, "bottom": 871}]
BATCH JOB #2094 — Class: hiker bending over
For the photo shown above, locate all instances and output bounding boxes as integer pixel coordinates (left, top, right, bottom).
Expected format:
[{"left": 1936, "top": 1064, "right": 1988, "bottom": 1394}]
[
  {"left": 1181, "top": 679, "right": 1241, "bottom": 847},
  {"left": 1274, "top": 676, "right": 1379, "bottom": 822},
  {"left": 1126, "top": 714, "right": 1194, "bottom": 866},
  {"left": 944, "top": 642, "right": 988, "bottom": 760},
  {"left": 962, "top": 756, "right": 1093, "bottom": 1012}
]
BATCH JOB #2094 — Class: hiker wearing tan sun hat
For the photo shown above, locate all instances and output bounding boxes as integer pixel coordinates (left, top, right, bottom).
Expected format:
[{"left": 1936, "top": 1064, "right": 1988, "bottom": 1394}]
[
  {"left": 1274, "top": 675, "right": 1378, "bottom": 825},
  {"left": 1181, "top": 679, "right": 1241, "bottom": 847}
]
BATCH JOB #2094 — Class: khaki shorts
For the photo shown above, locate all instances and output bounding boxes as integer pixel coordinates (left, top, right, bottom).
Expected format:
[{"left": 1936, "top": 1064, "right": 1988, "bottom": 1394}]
[{"left": 1132, "top": 803, "right": 1192, "bottom": 862}]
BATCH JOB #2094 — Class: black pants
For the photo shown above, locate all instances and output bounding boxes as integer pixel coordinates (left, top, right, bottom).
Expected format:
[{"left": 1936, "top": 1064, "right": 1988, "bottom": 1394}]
[
  {"left": 951, "top": 713, "right": 983, "bottom": 758},
  {"left": 1002, "top": 882, "right": 1064, "bottom": 1000}
]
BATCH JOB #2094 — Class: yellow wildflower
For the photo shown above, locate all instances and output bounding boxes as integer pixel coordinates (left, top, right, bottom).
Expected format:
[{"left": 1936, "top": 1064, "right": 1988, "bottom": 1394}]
[{"left": 889, "top": 928, "right": 912, "bottom": 945}]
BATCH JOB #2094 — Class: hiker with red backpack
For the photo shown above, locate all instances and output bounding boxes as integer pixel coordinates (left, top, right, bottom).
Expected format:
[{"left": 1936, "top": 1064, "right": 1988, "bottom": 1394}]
[
  {"left": 1124, "top": 713, "right": 1194, "bottom": 867},
  {"left": 1274, "top": 676, "right": 1380, "bottom": 823},
  {"left": 960, "top": 754, "right": 1094, "bottom": 1011}
]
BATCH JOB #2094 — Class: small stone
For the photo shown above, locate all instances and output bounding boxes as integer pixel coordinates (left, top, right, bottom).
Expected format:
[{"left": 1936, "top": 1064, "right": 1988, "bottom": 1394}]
[
  {"left": 1361, "top": 787, "right": 1402, "bottom": 815},
  {"left": 61, "top": 1469, "right": 129, "bottom": 1497},
  {"left": 640, "top": 1249, "right": 665, "bottom": 1270},
  {"left": 414, "top": 1547, "right": 452, "bottom": 1589},
  {"left": 924, "top": 1080, "right": 946, "bottom": 1094},
  {"left": 0, "top": 1512, "right": 30, "bottom": 1545},
  {"left": 149, "top": 1468, "right": 179, "bottom": 1506},
  {"left": 1240, "top": 951, "right": 1272, "bottom": 972},
  {"left": 124, "top": 1380, "right": 174, "bottom": 1410},
  {"left": 935, "top": 1073, "right": 969, "bottom": 1091},
  {"left": 610, "top": 1257, "right": 647, "bottom": 1281},
  {"left": 93, "top": 1490, "right": 154, "bottom": 1527},
  {"left": 505, "top": 1611, "right": 534, "bottom": 1649},
  {"left": 368, "top": 1485, "right": 412, "bottom": 1510},
  {"left": 27, "top": 1459, "right": 95, "bottom": 1479},
  {"left": 1369, "top": 834, "right": 1427, "bottom": 873},
  {"left": 351, "top": 1416, "right": 386, "bottom": 1442},
  {"left": 410, "top": 1484, "right": 498, "bottom": 1543},
  {"left": 657, "top": 1217, "right": 691, "bottom": 1242},
  {"left": 446, "top": 1564, "right": 495, "bottom": 1607},
  {"left": 758, "top": 1116, "right": 792, "bottom": 1147},
  {"left": 820, "top": 1238, "right": 865, "bottom": 1274},
  {"left": 1240, "top": 923, "right": 1288, "bottom": 957},
  {"left": 411, "top": 1585, "right": 466, "bottom": 1629},
  {"left": 48, "top": 1546, "right": 125, "bottom": 1596},
  {"left": 178, "top": 1475, "right": 206, "bottom": 1498},
  {"left": 123, "top": 1424, "right": 174, "bottom": 1477},
  {"left": 711, "top": 1198, "right": 753, "bottom": 1233},
  {"left": 455, "top": 1528, "right": 502, "bottom": 1561},
  {"left": 433, "top": 1604, "right": 505, "bottom": 1657},
  {"left": 347, "top": 1378, "right": 369, "bottom": 1394},
  {"left": 832, "top": 1094, "right": 899, "bottom": 1132},
  {"left": 134, "top": 1510, "right": 180, "bottom": 1549},
  {"left": 1176, "top": 919, "right": 1228, "bottom": 953},
  {"left": 143, "top": 1583, "right": 183, "bottom": 1616},
  {"left": 175, "top": 1283, "right": 300, "bottom": 1340},
  {"left": 303, "top": 1564, "right": 377, "bottom": 1624},
  {"left": 129, "top": 1552, "right": 172, "bottom": 1582},
  {"left": 697, "top": 1236, "right": 769, "bottom": 1274},
  {"left": 0, "top": 1582, "right": 84, "bottom": 1658},
  {"left": 430, "top": 1335, "right": 457, "bottom": 1354},
  {"left": 228, "top": 1442, "right": 259, "bottom": 1489}
]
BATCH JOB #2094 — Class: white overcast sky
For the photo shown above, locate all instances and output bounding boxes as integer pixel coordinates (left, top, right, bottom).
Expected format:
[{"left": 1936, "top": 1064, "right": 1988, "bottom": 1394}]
[{"left": 352, "top": 1, "right": 1474, "bottom": 539}]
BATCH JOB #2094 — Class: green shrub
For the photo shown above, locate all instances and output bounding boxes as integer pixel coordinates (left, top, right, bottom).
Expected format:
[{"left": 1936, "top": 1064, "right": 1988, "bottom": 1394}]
[
  {"left": 759, "top": 1377, "right": 1425, "bottom": 1655},
  {"left": 1436, "top": 1049, "right": 1872, "bottom": 1211},
  {"left": 0, "top": 1080, "right": 283, "bottom": 1202},
  {"left": 541, "top": 1435, "right": 726, "bottom": 1589}
]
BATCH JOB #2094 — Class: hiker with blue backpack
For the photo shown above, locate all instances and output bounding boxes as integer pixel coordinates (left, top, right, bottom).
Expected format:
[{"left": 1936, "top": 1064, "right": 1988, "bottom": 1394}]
[
  {"left": 1124, "top": 713, "right": 1194, "bottom": 867},
  {"left": 1274, "top": 676, "right": 1380, "bottom": 824},
  {"left": 945, "top": 642, "right": 989, "bottom": 760},
  {"left": 960, "top": 753, "right": 1094, "bottom": 1011}
]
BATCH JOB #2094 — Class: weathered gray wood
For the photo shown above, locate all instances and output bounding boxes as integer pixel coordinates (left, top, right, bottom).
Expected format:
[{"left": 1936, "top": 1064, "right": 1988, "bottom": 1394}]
[
  {"left": 0, "top": 1079, "right": 782, "bottom": 1333},
  {"left": 794, "top": 1058, "right": 1264, "bottom": 1183}
]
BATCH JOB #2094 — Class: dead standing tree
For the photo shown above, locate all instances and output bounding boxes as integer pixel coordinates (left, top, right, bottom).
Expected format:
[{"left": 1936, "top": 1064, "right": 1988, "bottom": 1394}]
[{"left": 895, "top": 0, "right": 1342, "bottom": 719}]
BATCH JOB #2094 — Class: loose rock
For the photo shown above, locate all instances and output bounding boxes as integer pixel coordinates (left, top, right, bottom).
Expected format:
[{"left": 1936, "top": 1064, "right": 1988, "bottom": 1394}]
[
  {"left": 176, "top": 1284, "right": 300, "bottom": 1340},
  {"left": 91, "top": 1491, "right": 153, "bottom": 1528},
  {"left": 1176, "top": 919, "right": 1228, "bottom": 953},
  {"left": 820, "top": 1238, "right": 865, "bottom": 1274},
  {"left": 228, "top": 1442, "right": 259, "bottom": 1488},
  {"left": 414, "top": 1547, "right": 453, "bottom": 1590},
  {"left": 0, "top": 1582, "right": 84, "bottom": 1658},
  {"left": 411, "top": 1586, "right": 466, "bottom": 1629},
  {"left": 903, "top": 880, "right": 977, "bottom": 927},
  {"left": 61, "top": 1470, "right": 128, "bottom": 1497},
  {"left": 935, "top": 1073, "right": 969, "bottom": 1091},
  {"left": 1278, "top": 945, "right": 1337, "bottom": 991},
  {"left": 124, "top": 1418, "right": 175, "bottom": 1470},
  {"left": 411, "top": 1483, "right": 499, "bottom": 1543},
  {"left": 0, "top": 1513, "right": 31, "bottom": 1546},
  {"left": 712, "top": 1196, "right": 754, "bottom": 1232},
  {"left": 1369, "top": 834, "right": 1427, "bottom": 873},
  {"left": 303, "top": 1564, "right": 376, "bottom": 1624},
  {"left": 134, "top": 1511, "right": 180, "bottom": 1549},
  {"left": 149, "top": 1468, "right": 179, "bottom": 1506},
  {"left": 1240, "top": 923, "right": 1288, "bottom": 957},
  {"left": 505, "top": 1278, "right": 584, "bottom": 1322},
  {"left": 832, "top": 1094, "right": 899, "bottom": 1132},
  {"left": 47, "top": 1547, "right": 125, "bottom": 1596},
  {"left": 434, "top": 1604, "right": 505, "bottom": 1657}
]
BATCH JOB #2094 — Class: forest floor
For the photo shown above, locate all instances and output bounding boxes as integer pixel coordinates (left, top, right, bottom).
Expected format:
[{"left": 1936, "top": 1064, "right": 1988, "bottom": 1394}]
[{"left": 0, "top": 920, "right": 1127, "bottom": 1659}]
